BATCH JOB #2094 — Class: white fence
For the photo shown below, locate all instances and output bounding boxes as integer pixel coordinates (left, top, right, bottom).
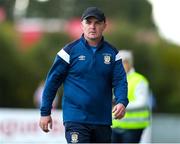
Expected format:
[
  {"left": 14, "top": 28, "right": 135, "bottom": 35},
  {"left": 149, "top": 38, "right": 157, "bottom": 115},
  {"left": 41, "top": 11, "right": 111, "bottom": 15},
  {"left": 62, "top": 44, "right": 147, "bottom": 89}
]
[
  {"left": 1, "top": 109, "right": 180, "bottom": 143},
  {"left": 0, "top": 109, "right": 66, "bottom": 143},
  {"left": 152, "top": 114, "right": 180, "bottom": 143}
]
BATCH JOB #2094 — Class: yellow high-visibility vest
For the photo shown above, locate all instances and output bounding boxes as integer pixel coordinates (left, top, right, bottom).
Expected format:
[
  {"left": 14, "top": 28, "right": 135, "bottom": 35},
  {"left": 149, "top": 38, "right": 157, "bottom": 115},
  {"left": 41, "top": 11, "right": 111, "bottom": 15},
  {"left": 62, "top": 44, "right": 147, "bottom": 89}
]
[{"left": 112, "top": 72, "right": 150, "bottom": 129}]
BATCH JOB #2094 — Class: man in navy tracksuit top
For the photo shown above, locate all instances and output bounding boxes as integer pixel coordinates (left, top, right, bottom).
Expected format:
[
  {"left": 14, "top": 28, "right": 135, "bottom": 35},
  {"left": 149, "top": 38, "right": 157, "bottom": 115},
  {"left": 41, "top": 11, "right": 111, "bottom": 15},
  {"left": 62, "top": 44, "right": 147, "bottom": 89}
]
[{"left": 39, "top": 7, "right": 128, "bottom": 143}]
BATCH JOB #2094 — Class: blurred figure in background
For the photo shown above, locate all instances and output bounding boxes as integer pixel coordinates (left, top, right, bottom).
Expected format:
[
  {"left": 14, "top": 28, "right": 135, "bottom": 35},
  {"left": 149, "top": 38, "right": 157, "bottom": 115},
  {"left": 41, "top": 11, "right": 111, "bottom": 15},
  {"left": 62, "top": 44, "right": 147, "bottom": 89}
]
[
  {"left": 111, "top": 50, "right": 151, "bottom": 143},
  {"left": 34, "top": 80, "right": 59, "bottom": 109}
]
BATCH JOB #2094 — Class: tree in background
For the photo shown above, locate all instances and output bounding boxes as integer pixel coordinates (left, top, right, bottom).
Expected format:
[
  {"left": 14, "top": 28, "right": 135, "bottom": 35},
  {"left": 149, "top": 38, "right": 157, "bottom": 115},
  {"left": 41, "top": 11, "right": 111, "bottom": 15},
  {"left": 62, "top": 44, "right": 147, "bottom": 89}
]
[{"left": 0, "top": 0, "right": 180, "bottom": 113}]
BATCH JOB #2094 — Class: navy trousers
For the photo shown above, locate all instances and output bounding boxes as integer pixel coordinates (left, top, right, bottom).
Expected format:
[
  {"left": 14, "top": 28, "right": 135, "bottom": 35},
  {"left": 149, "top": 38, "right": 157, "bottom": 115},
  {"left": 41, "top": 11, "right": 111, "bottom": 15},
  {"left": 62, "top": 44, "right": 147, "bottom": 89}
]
[
  {"left": 111, "top": 128, "right": 144, "bottom": 143},
  {"left": 64, "top": 122, "right": 111, "bottom": 143}
]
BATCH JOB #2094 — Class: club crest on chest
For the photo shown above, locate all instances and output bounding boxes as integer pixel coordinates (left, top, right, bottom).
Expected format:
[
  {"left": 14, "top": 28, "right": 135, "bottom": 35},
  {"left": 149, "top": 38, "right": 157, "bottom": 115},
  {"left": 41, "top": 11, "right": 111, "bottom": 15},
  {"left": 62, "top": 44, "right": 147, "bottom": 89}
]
[{"left": 103, "top": 54, "right": 111, "bottom": 64}]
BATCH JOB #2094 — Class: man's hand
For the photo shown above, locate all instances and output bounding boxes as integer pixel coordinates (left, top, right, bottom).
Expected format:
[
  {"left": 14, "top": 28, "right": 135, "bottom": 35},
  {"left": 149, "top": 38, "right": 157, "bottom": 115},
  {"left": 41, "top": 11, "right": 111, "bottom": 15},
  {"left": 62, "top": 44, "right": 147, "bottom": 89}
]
[
  {"left": 112, "top": 103, "right": 126, "bottom": 119},
  {"left": 39, "top": 115, "right": 52, "bottom": 133}
]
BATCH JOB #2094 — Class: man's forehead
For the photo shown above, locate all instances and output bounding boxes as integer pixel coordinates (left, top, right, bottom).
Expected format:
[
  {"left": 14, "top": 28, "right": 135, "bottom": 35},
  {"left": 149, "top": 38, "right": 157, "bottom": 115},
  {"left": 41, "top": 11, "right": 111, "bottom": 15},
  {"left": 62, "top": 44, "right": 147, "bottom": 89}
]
[{"left": 84, "top": 16, "right": 104, "bottom": 22}]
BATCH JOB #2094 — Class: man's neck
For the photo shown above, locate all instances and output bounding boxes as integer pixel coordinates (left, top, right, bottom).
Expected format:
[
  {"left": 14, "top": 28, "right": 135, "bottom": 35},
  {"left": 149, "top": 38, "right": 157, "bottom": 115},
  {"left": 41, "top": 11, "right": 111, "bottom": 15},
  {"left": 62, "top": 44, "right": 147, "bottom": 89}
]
[
  {"left": 127, "top": 68, "right": 135, "bottom": 75},
  {"left": 84, "top": 36, "right": 102, "bottom": 46}
]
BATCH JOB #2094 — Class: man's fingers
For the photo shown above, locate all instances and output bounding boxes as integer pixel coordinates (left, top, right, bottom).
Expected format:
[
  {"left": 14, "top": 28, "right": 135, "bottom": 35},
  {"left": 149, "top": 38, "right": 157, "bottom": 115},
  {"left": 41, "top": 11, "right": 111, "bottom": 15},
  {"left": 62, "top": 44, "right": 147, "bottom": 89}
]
[
  {"left": 112, "top": 106, "right": 117, "bottom": 113},
  {"left": 112, "top": 110, "right": 119, "bottom": 119},
  {"left": 43, "top": 125, "right": 49, "bottom": 132},
  {"left": 39, "top": 122, "right": 44, "bottom": 129},
  {"left": 39, "top": 115, "right": 52, "bottom": 133},
  {"left": 114, "top": 110, "right": 121, "bottom": 119},
  {"left": 117, "top": 112, "right": 124, "bottom": 119},
  {"left": 39, "top": 121, "right": 50, "bottom": 132},
  {"left": 115, "top": 109, "right": 125, "bottom": 119},
  {"left": 49, "top": 122, "right": 52, "bottom": 129},
  {"left": 112, "top": 105, "right": 126, "bottom": 119},
  {"left": 41, "top": 124, "right": 49, "bottom": 132}
]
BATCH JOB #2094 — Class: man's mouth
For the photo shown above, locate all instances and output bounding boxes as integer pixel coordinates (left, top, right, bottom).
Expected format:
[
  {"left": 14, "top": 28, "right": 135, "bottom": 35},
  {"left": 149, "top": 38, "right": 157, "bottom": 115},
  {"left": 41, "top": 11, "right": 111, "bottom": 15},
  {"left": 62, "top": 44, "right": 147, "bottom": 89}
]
[{"left": 89, "top": 32, "right": 96, "bottom": 34}]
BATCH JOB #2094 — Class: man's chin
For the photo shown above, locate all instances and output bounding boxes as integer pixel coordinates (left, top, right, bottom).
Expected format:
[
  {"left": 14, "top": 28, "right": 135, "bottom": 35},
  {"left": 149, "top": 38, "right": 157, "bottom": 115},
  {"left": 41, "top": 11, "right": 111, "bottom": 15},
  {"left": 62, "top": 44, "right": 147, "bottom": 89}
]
[{"left": 88, "top": 36, "right": 98, "bottom": 41}]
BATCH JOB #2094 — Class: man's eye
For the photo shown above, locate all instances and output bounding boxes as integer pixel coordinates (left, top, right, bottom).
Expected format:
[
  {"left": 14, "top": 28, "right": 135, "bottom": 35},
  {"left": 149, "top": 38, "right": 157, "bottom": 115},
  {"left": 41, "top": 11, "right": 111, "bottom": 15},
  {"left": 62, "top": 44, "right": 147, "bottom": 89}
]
[
  {"left": 86, "top": 21, "right": 91, "bottom": 24},
  {"left": 96, "top": 22, "right": 101, "bottom": 25}
]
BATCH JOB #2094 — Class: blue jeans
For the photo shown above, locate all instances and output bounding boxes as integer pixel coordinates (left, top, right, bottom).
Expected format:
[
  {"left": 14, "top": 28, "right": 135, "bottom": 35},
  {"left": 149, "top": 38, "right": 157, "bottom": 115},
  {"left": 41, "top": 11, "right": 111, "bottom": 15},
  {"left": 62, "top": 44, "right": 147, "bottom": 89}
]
[
  {"left": 64, "top": 122, "right": 111, "bottom": 143},
  {"left": 111, "top": 128, "right": 144, "bottom": 143}
]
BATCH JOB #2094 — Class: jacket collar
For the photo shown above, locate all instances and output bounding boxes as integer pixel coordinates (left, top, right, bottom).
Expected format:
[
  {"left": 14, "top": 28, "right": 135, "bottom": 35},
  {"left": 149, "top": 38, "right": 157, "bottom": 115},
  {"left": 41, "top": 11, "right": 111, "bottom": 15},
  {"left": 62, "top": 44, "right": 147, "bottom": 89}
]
[{"left": 80, "top": 34, "right": 104, "bottom": 50}]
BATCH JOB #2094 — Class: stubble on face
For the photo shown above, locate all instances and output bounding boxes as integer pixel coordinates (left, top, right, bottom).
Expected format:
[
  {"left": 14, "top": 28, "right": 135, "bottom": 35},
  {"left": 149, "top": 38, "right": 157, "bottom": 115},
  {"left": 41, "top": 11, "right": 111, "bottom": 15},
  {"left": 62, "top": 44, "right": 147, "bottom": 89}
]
[{"left": 81, "top": 17, "right": 106, "bottom": 45}]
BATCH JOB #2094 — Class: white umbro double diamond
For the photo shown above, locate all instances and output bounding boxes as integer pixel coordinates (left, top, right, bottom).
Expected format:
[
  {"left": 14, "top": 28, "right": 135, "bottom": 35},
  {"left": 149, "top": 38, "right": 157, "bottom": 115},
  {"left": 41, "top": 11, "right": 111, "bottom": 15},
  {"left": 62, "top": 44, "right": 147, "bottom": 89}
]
[{"left": 78, "top": 55, "right": 86, "bottom": 60}]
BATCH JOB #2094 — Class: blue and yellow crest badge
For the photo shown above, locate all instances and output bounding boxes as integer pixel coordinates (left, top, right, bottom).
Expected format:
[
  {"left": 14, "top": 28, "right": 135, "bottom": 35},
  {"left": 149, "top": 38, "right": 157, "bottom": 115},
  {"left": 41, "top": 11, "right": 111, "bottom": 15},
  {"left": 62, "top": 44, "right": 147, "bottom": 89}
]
[
  {"left": 104, "top": 55, "right": 111, "bottom": 64},
  {"left": 71, "top": 132, "right": 79, "bottom": 143}
]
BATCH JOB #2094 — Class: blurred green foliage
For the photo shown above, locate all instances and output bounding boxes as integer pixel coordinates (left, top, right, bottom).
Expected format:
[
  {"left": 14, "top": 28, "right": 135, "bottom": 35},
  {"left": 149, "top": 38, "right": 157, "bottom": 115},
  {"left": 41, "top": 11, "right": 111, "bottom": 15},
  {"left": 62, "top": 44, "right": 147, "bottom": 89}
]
[
  {"left": 0, "top": 22, "right": 69, "bottom": 108},
  {"left": 0, "top": 0, "right": 180, "bottom": 113}
]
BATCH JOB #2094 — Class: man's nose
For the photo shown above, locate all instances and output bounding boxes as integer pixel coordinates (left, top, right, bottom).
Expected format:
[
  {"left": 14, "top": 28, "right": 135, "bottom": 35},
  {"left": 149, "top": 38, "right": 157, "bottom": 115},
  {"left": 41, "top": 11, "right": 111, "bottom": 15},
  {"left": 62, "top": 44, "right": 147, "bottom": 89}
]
[{"left": 90, "top": 23, "right": 95, "bottom": 28}]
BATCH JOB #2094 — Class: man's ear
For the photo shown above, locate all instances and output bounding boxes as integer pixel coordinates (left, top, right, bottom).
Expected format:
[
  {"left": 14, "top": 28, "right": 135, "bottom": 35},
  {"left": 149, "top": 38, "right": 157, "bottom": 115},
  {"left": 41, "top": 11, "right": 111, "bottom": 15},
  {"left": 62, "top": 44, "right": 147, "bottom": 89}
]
[
  {"left": 80, "top": 21, "right": 84, "bottom": 30},
  {"left": 103, "top": 22, "right": 107, "bottom": 31}
]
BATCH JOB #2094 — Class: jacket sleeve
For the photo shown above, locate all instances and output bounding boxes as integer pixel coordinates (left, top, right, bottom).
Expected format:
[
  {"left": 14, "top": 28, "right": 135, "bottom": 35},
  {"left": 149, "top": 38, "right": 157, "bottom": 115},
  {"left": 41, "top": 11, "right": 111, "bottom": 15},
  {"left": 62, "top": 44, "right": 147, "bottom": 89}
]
[
  {"left": 112, "top": 52, "right": 129, "bottom": 107},
  {"left": 40, "top": 48, "right": 70, "bottom": 116}
]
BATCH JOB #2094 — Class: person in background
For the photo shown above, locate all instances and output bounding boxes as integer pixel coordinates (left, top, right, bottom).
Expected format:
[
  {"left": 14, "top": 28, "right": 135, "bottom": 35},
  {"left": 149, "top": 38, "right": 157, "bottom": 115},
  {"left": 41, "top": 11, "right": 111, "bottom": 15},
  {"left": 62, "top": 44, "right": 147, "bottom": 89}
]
[
  {"left": 111, "top": 50, "right": 151, "bottom": 143},
  {"left": 34, "top": 80, "right": 59, "bottom": 109},
  {"left": 39, "top": 7, "right": 128, "bottom": 143}
]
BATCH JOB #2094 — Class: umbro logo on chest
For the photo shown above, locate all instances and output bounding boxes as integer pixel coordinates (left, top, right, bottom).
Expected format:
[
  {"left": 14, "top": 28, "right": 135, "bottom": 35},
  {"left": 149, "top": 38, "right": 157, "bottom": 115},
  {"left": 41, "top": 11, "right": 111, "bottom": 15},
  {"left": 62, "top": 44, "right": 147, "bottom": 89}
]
[
  {"left": 78, "top": 55, "right": 86, "bottom": 60},
  {"left": 77, "top": 53, "right": 112, "bottom": 64}
]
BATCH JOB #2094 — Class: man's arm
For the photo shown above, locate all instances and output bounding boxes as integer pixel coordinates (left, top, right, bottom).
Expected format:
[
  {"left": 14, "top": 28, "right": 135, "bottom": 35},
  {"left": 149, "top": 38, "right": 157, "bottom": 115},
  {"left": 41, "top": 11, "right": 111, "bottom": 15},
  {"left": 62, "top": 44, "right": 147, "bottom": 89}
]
[
  {"left": 39, "top": 49, "right": 70, "bottom": 132},
  {"left": 112, "top": 53, "right": 128, "bottom": 119},
  {"left": 40, "top": 55, "right": 69, "bottom": 116}
]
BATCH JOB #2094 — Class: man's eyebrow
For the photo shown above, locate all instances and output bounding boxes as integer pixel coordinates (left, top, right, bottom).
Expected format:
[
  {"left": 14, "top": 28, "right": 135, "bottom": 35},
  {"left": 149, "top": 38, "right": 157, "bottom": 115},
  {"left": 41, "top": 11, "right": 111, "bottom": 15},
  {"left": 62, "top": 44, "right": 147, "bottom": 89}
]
[{"left": 86, "top": 19, "right": 100, "bottom": 23}]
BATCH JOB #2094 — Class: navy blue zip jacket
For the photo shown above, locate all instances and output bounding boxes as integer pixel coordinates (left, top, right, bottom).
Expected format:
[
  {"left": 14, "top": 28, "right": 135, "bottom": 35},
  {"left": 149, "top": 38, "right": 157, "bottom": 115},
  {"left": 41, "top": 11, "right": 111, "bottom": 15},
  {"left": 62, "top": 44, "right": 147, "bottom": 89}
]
[{"left": 40, "top": 35, "right": 128, "bottom": 125}]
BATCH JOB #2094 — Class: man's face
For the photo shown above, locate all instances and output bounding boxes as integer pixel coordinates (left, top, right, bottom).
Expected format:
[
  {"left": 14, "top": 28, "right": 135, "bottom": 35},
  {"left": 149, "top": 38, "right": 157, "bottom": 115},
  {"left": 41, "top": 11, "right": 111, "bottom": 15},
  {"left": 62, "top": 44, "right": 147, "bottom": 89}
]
[
  {"left": 81, "top": 17, "right": 106, "bottom": 41},
  {"left": 122, "top": 60, "right": 131, "bottom": 73}
]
